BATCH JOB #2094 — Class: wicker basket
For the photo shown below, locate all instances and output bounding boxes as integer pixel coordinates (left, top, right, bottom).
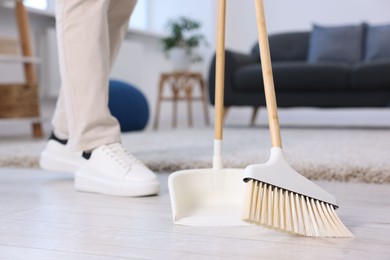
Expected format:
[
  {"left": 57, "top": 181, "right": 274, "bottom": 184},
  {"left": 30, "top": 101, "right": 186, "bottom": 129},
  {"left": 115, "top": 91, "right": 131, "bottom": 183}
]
[{"left": 0, "top": 38, "right": 40, "bottom": 119}]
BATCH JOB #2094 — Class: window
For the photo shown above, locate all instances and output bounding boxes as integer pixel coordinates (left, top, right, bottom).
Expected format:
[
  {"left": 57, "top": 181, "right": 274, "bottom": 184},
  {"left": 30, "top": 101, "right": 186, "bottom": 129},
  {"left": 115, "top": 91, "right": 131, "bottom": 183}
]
[
  {"left": 24, "top": 0, "right": 47, "bottom": 10},
  {"left": 129, "top": 0, "right": 149, "bottom": 30},
  {"left": 24, "top": 0, "right": 149, "bottom": 30}
]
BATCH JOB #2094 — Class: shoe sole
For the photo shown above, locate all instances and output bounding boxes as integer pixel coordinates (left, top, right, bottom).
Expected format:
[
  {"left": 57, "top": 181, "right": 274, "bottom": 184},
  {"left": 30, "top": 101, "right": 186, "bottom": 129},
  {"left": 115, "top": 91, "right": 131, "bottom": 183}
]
[
  {"left": 74, "top": 167, "right": 160, "bottom": 197},
  {"left": 39, "top": 150, "right": 80, "bottom": 173}
]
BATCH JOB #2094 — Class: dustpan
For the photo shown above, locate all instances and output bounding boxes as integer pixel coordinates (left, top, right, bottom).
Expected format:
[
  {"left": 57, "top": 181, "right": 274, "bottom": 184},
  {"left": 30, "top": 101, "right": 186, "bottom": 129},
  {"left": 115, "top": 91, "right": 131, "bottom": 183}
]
[{"left": 168, "top": 0, "right": 247, "bottom": 227}]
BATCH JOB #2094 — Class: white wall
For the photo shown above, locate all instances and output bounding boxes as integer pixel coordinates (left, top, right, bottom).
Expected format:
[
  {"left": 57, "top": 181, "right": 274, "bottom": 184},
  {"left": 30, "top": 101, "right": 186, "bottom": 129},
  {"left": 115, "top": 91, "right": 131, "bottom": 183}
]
[
  {"left": 267, "top": 0, "right": 390, "bottom": 31},
  {"left": 224, "top": 0, "right": 390, "bottom": 52},
  {"left": 3, "top": 0, "right": 390, "bottom": 84},
  {"left": 2, "top": 1, "right": 390, "bottom": 128},
  {"left": 145, "top": 0, "right": 390, "bottom": 67},
  {"left": 148, "top": 0, "right": 217, "bottom": 76}
]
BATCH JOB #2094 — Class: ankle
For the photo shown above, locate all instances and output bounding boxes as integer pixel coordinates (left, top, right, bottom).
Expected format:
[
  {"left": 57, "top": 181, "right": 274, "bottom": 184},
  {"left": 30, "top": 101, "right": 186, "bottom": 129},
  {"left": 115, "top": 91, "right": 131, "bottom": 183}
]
[
  {"left": 53, "top": 129, "right": 68, "bottom": 140},
  {"left": 50, "top": 131, "right": 68, "bottom": 145}
]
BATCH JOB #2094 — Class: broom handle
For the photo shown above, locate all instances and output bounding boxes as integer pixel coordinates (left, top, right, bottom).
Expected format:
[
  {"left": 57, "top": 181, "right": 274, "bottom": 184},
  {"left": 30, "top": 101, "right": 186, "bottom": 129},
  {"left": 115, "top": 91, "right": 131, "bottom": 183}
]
[
  {"left": 212, "top": 0, "right": 226, "bottom": 170},
  {"left": 214, "top": 0, "right": 226, "bottom": 141},
  {"left": 254, "top": 0, "right": 283, "bottom": 148}
]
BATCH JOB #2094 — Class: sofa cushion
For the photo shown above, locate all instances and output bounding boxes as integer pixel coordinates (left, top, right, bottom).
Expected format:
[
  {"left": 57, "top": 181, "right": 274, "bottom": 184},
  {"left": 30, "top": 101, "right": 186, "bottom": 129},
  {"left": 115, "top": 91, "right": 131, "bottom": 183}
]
[
  {"left": 364, "top": 24, "right": 390, "bottom": 62},
  {"left": 251, "top": 32, "right": 310, "bottom": 62},
  {"left": 235, "top": 62, "right": 350, "bottom": 92},
  {"left": 307, "top": 24, "right": 364, "bottom": 64},
  {"left": 350, "top": 62, "right": 390, "bottom": 90}
]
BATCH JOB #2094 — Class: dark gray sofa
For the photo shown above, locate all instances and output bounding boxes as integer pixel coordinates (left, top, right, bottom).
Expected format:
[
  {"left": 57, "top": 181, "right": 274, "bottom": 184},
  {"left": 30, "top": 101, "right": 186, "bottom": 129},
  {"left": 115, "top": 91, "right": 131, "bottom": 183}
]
[{"left": 208, "top": 31, "right": 390, "bottom": 124}]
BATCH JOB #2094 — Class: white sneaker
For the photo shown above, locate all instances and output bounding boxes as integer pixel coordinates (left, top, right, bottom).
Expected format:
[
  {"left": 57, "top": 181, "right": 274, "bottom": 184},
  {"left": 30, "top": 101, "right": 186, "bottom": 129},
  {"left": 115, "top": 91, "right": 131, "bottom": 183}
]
[
  {"left": 74, "top": 143, "right": 160, "bottom": 197},
  {"left": 40, "top": 133, "right": 84, "bottom": 173}
]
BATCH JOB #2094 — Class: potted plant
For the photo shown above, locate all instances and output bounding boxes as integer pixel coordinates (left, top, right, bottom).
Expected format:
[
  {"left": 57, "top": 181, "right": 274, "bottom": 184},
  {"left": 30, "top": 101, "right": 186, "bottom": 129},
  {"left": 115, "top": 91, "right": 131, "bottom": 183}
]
[{"left": 162, "top": 17, "right": 208, "bottom": 71}]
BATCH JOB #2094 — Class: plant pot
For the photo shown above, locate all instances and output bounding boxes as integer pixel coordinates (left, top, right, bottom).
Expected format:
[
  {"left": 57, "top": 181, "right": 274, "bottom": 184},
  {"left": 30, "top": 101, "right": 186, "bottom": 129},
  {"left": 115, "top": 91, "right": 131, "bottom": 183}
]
[{"left": 170, "top": 48, "right": 190, "bottom": 71}]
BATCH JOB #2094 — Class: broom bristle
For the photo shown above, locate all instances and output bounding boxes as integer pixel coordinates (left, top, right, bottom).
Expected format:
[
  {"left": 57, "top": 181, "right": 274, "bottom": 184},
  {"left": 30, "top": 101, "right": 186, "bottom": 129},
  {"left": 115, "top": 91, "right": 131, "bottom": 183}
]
[{"left": 242, "top": 180, "right": 354, "bottom": 238}]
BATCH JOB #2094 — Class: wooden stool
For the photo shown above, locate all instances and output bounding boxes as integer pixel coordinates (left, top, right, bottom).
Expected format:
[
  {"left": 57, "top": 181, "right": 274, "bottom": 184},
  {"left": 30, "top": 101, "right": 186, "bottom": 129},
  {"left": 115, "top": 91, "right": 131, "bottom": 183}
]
[{"left": 153, "top": 72, "right": 210, "bottom": 129}]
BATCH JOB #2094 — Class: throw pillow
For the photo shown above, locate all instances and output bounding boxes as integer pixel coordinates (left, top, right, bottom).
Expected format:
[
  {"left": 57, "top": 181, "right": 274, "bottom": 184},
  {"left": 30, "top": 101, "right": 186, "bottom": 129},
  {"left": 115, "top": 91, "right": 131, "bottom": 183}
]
[
  {"left": 364, "top": 23, "right": 390, "bottom": 62},
  {"left": 307, "top": 24, "right": 364, "bottom": 64}
]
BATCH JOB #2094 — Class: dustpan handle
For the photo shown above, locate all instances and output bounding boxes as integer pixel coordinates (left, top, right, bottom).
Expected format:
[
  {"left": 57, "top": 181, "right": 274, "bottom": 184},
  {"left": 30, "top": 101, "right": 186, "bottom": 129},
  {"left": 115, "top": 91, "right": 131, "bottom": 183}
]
[
  {"left": 254, "top": 0, "right": 283, "bottom": 148},
  {"left": 212, "top": 0, "right": 226, "bottom": 170},
  {"left": 214, "top": 0, "right": 226, "bottom": 141}
]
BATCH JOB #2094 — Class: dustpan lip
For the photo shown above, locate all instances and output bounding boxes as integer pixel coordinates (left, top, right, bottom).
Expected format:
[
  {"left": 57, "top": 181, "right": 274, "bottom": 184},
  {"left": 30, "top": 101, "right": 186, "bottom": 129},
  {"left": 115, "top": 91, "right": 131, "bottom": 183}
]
[{"left": 169, "top": 167, "right": 245, "bottom": 178}]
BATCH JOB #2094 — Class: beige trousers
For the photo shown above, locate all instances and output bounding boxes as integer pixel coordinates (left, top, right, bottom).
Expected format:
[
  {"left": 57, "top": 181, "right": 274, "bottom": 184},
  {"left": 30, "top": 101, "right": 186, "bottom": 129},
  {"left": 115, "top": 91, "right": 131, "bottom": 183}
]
[{"left": 52, "top": 0, "right": 137, "bottom": 151}]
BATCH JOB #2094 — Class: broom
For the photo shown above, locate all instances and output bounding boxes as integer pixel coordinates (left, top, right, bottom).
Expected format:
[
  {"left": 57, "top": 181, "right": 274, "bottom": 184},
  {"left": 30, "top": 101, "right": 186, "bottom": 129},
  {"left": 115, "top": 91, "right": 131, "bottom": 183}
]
[{"left": 241, "top": 0, "right": 353, "bottom": 238}]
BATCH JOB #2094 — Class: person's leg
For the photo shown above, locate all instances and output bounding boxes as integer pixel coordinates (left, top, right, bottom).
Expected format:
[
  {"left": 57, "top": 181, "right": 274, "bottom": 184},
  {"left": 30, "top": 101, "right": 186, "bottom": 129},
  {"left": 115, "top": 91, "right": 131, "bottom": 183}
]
[
  {"left": 73, "top": 0, "right": 159, "bottom": 196},
  {"left": 43, "top": 0, "right": 135, "bottom": 170},
  {"left": 44, "top": 0, "right": 159, "bottom": 196},
  {"left": 51, "top": 0, "right": 137, "bottom": 141},
  {"left": 41, "top": 0, "right": 118, "bottom": 172},
  {"left": 55, "top": 0, "right": 120, "bottom": 152}
]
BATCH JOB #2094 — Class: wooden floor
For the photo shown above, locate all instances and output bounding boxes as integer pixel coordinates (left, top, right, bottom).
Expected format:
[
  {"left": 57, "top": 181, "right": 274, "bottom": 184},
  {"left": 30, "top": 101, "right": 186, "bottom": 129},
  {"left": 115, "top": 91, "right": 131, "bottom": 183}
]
[{"left": 0, "top": 169, "right": 389, "bottom": 260}]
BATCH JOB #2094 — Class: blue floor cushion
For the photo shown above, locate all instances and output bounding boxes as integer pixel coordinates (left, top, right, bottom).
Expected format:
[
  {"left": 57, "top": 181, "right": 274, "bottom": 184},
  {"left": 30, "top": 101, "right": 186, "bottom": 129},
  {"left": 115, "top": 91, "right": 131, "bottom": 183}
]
[{"left": 108, "top": 80, "right": 149, "bottom": 132}]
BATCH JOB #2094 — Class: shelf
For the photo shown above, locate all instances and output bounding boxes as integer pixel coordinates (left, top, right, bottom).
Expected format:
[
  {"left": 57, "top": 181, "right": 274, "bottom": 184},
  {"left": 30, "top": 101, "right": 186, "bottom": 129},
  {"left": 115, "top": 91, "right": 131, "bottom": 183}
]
[
  {"left": 0, "top": 82, "right": 25, "bottom": 87},
  {"left": 0, "top": 1, "right": 43, "bottom": 137},
  {"left": 0, "top": 54, "right": 41, "bottom": 64}
]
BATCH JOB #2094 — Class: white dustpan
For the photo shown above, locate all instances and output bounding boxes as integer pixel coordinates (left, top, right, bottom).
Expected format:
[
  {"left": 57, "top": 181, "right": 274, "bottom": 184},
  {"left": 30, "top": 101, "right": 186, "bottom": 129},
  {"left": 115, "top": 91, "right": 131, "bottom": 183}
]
[
  {"left": 168, "top": 155, "right": 246, "bottom": 226},
  {"left": 168, "top": 0, "right": 247, "bottom": 227}
]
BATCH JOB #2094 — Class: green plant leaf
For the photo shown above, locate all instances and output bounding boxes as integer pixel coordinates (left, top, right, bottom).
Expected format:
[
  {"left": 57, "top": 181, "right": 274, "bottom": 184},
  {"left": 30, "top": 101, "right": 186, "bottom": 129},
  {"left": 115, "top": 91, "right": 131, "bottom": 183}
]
[{"left": 161, "top": 16, "right": 208, "bottom": 63}]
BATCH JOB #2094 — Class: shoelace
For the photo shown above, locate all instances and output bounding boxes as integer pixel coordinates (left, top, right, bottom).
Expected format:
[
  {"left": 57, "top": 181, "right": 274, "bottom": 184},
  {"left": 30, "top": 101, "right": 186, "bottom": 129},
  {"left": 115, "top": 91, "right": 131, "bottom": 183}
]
[{"left": 102, "top": 143, "right": 144, "bottom": 170}]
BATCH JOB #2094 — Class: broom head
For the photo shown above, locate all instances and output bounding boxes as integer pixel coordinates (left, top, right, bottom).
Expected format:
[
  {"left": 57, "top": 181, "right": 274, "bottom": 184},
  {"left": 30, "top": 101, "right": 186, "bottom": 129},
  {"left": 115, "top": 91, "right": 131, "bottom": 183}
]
[{"left": 242, "top": 147, "right": 353, "bottom": 238}]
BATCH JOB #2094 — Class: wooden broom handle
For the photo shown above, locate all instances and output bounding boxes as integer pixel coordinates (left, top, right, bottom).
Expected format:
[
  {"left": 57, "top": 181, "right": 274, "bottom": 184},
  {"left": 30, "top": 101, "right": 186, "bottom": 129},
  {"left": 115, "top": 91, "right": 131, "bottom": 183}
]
[
  {"left": 214, "top": 0, "right": 226, "bottom": 140},
  {"left": 254, "top": 0, "right": 282, "bottom": 148}
]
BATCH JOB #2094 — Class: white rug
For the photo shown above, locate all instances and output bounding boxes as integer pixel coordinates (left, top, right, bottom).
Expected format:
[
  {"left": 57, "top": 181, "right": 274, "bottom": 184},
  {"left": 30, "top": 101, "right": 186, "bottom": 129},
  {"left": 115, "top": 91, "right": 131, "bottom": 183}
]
[{"left": 1, "top": 127, "right": 389, "bottom": 183}]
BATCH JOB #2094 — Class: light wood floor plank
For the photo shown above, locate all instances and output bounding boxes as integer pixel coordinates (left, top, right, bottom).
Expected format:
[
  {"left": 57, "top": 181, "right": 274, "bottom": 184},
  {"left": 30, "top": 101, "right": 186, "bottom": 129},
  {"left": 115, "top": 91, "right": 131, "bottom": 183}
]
[
  {"left": 0, "top": 245, "right": 129, "bottom": 260},
  {"left": 0, "top": 169, "right": 389, "bottom": 259}
]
